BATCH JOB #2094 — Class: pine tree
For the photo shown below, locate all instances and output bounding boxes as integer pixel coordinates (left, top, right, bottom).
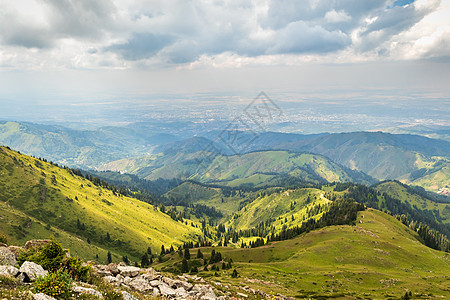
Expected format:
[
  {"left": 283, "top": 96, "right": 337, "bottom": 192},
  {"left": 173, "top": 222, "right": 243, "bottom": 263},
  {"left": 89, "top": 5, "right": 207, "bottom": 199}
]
[
  {"left": 197, "top": 249, "right": 203, "bottom": 259},
  {"left": 231, "top": 269, "right": 238, "bottom": 278},
  {"left": 161, "top": 245, "right": 166, "bottom": 256},
  {"left": 147, "top": 247, "right": 152, "bottom": 255},
  {"left": 107, "top": 251, "right": 112, "bottom": 264},
  {"left": 141, "top": 252, "right": 150, "bottom": 268},
  {"left": 184, "top": 249, "right": 191, "bottom": 260},
  {"left": 181, "top": 258, "right": 189, "bottom": 273}
]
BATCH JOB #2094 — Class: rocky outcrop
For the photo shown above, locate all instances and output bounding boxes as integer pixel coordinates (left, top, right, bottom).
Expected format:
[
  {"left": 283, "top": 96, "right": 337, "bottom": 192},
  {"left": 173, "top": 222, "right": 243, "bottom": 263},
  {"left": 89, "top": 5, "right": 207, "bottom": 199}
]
[
  {"left": 33, "top": 293, "right": 57, "bottom": 300},
  {"left": 19, "top": 261, "right": 48, "bottom": 282},
  {"left": 117, "top": 265, "right": 141, "bottom": 277},
  {"left": 0, "top": 246, "right": 16, "bottom": 266},
  {"left": 93, "top": 264, "right": 220, "bottom": 299},
  {"left": 72, "top": 285, "right": 103, "bottom": 298},
  {"left": 121, "top": 291, "right": 138, "bottom": 300},
  {"left": 0, "top": 265, "right": 19, "bottom": 277},
  {"left": 24, "top": 239, "right": 51, "bottom": 250},
  {"left": 7, "top": 245, "right": 25, "bottom": 258}
]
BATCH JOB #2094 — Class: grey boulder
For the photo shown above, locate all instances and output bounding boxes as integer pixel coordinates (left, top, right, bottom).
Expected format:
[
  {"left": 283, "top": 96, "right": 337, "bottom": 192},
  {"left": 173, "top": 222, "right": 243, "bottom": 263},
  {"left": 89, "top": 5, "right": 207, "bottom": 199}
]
[
  {"left": 0, "top": 247, "right": 16, "bottom": 266},
  {"left": 0, "top": 265, "right": 19, "bottom": 277},
  {"left": 19, "top": 261, "right": 48, "bottom": 282}
]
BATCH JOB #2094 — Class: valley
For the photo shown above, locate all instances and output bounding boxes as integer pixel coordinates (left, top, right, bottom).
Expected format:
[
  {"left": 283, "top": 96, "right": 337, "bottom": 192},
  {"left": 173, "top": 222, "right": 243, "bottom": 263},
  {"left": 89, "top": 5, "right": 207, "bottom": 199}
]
[{"left": 1, "top": 126, "right": 449, "bottom": 299}]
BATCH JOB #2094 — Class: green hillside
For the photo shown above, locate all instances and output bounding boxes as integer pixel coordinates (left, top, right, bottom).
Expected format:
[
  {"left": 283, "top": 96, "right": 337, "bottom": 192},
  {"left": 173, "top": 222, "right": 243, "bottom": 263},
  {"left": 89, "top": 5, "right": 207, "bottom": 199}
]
[
  {"left": 227, "top": 188, "right": 329, "bottom": 232},
  {"left": 0, "top": 146, "right": 201, "bottom": 261},
  {"left": 281, "top": 131, "right": 450, "bottom": 192},
  {"left": 153, "top": 209, "right": 450, "bottom": 299},
  {"left": 375, "top": 181, "right": 450, "bottom": 225},
  {"left": 399, "top": 154, "right": 450, "bottom": 193},
  {"left": 0, "top": 121, "right": 178, "bottom": 169},
  {"left": 102, "top": 150, "right": 375, "bottom": 186}
]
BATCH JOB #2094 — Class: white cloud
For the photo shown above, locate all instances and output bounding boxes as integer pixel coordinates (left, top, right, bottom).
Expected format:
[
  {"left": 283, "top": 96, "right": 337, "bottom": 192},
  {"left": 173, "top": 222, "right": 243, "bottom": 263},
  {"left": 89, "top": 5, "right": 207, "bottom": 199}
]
[
  {"left": 325, "top": 10, "right": 352, "bottom": 23},
  {"left": 0, "top": 0, "right": 448, "bottom": 70}
]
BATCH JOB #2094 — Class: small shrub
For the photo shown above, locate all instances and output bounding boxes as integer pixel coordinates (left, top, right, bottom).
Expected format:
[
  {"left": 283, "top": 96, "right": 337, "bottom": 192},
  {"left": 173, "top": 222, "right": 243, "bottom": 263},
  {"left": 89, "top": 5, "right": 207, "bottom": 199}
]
[
  {"left": 231, "top": 269, "right": 238, "bottom": 278},
  {"left": 33, "top": 269, "right": 72, "bottom": 299},
  {"left": 61, "top": 256, "right": 91, "bottom": 282},
  {"left": 0, "top": 233, "right": 7, "bottom": 244},
  {"left": 18, "top": 241, "right": 66, "bottom": 272},
  {"left": 0, "top": 275, "right": 19, "bottom": 287}
]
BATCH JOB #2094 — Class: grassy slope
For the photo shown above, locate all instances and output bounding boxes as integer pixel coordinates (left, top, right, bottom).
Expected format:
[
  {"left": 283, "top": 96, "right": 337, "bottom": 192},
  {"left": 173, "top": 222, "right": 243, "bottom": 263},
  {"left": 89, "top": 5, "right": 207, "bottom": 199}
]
[
  {"left": 227, "top": 188, "right": 330, "bottom": 232},
  {"left": 155, "top": 209, "right": 450, "bottom": 299},
  {"left": 103, "top": 150, "right": 375, "bottom": 186},
  {"left": 0, "top": 146, "right": 201, "bottom": 261},
  {"left": 375, "top": 181, "right": 450, "bottom": 224},
  {"left": 0, "top": 201, "right": 111, "bottom": 262},
  {"left": 280, "top": 131, "right": 450, "bottom": 192},
  {"left": 400, "top": 154, "right": 450, "bottom": 193},
  {"left": 164, "top": 182, "right": 245, "bottom": 218}
]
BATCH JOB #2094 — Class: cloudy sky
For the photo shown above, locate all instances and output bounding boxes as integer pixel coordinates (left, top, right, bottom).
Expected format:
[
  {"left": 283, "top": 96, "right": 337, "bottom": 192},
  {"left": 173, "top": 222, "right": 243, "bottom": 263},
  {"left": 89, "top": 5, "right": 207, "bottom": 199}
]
[{"left": 0, "top": 0, "right": 449, "bottom": 107}]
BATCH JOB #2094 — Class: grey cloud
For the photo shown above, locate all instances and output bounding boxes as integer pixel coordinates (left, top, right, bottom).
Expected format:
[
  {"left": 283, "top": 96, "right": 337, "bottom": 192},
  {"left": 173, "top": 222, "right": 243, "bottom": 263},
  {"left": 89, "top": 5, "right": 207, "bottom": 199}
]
[
  {"left": 357, "top": 1, "right": 440, "bottom": 52},
  {"left": 268, "top": 21, "right": 351, "bottom": 54},
  {"left": 0, "top": 0, "right": 445, "bottom": 64},
  {"left": 106, "top": 33, "right": 174, "bottom": 61},
  {"left": 264, "top": 0, "right": 385, "bottom": 32},
  {"left": 0, "top": 5, "right": 52, "bottom": 48},
  {"left": 42, "top": 0, "right": 116, "bottom": 39},
  {"left": 0, "top": 0, "right": 115, "bottom": 49}
]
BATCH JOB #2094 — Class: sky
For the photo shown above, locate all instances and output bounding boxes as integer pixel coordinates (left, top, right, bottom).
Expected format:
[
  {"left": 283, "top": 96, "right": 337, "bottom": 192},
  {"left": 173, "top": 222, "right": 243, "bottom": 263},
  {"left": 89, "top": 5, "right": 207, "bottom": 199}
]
[{"left": 0, "top": 0, "right": 449, "bottom": 116}]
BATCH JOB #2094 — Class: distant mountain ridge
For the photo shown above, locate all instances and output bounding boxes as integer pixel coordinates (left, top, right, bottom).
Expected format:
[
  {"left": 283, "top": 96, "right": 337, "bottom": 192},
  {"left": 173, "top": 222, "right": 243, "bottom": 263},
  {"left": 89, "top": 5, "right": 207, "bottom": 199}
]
[
  {"left": 0, "top": 121, "right": 180, "bottom": 168},
  {"left": 102, "top": 149, "right": 376, "bottom": 187},
  {"left": 1, "top": 120, "right": 449, "bottom": 192}
]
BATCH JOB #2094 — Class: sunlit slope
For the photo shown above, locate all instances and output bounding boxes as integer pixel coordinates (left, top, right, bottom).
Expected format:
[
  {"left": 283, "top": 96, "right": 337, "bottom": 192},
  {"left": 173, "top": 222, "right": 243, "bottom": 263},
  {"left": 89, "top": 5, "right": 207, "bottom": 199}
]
[
  {"left": 400, "top": 154, "right": 450, "bottom": 193},
  {"left": 375, "top": 180, "right": 450, "bottom": 224},
  {"left": 227, "top": 188, "right": 330, "bottom": 232},
  {"left": 0, "top": 201, "right": 111, "bottom": 262},
  {"left": 281, "top": 131, "right": 450, "bottom": 192},
  {"left": 164, "top": 181, "right": 244, "bottom": 217},
  {"left": 0, "top": 146, "right": 201, "bottom": 259},
  {"left": 201, "top": 151, "right": 374, "bottom": 185},
  {"left": 218, "top": 209, "right": 450, "bottom": 299},
  {"left": 103, "top": 150, "right": 375, "bottom": 186}
]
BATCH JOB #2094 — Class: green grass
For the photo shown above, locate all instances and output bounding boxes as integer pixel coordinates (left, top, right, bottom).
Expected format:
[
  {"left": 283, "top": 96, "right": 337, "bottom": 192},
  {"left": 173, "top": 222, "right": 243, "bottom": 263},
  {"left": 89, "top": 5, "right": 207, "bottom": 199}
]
[
  {"left": 226, "top": 188, "right": 329, "bottom": 232},
  {"left": 164, "top": 181, "right": 250, "bottom": 220},
  {"left": 101, "top": 150, "right": 375, "bottom": 186},
  {"left": 153, "top": 209, "right": 450, "bottom": 299},
  {"left": 0, "top": 146, "right": 202, "bottom": 261},
  {"left": 400, "top": 154, "right": 450, "bottom": 193},
  {"left": 375, "top": 181, "right": 450, "bottom": 224}
]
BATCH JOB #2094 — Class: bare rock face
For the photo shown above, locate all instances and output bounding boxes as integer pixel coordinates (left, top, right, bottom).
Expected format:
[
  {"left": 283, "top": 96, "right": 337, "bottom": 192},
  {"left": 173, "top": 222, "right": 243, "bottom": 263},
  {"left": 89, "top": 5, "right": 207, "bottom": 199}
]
[
  {"left": 96, "top": 263, "right": 219, "bottom": 299},
  {"left": 0, "top": 246, "right": 16, "bottom": 266},
  {"left": 24, "top": 239, "right": 50, "bottom": 250},
  {"left": 117, "top": 266, "right": 140, "bottom": 277},
  {"left": 72, "top": 285, "right": 103, "bottom": 298},
  {"left": 106, "top": 263, "right": 120, "bottom": 276},
  {"left": 7, "top": 245, "right": 25, "bottom": 259},
  {"left": 192, "top": 284, "right": 217, "bottom": 299},
  {"left": 103, "top": 275, "right": 119, "bottom": 284},
  {"left": 19, "top": 261, "right": 48, "bottom": 282},
  {"left": 33, "top": 293, "right": 57, "bottom": 300},
  {"left": 0, "top": 265, "right": 19, "bottom": 278},
  {"left": 121, "top": 291, "right": 139, "bottom": 300},
  {"left": 158, "top": 283, "right": 176, "bottom": 296},
  {"left": 128, "top": 276, "right": 153, "bottom": 292}
]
